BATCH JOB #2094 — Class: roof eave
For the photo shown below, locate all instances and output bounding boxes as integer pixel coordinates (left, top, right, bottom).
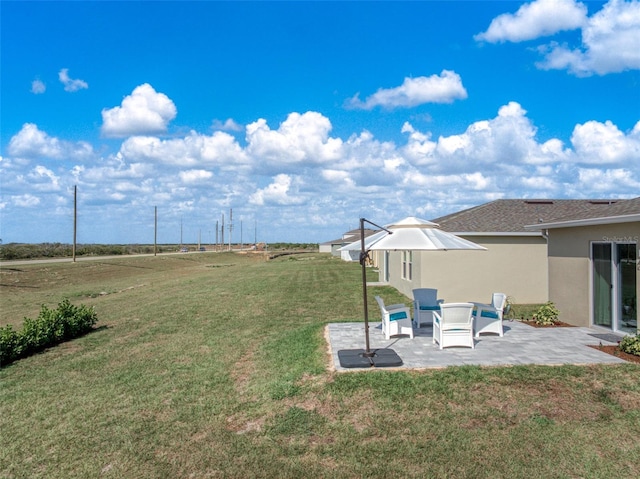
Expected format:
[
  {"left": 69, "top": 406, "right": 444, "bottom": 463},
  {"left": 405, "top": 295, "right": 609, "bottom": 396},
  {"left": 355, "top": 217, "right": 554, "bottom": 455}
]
[
  {"left": 525, "top": 213, "right": 640, "bottom": 230},
  {"left": 450, "top": 231, "right": 545, "bottom": 237}
]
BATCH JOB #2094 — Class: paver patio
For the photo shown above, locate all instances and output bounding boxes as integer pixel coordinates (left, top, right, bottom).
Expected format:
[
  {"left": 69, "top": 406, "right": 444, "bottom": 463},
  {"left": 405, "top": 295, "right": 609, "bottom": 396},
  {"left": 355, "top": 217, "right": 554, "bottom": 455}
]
[{"left": 327, "top": 319, "right": 629, "bottom": 371}]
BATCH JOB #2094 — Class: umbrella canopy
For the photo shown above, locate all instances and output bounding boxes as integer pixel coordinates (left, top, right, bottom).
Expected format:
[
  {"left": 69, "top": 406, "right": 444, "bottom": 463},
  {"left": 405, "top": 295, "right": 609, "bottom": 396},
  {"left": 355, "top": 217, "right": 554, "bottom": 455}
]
[
  {"left": 338, "top": 230, "right": 387, "bottom": 251},
  {"left": 339, "top": 217, "right": 486, "bottom": 252},
  {"left": 337, "top": 216, "right": 485, "bottom": 368},
  {"left": 368, "top": 217, "right": 486, "bottom": 251}
]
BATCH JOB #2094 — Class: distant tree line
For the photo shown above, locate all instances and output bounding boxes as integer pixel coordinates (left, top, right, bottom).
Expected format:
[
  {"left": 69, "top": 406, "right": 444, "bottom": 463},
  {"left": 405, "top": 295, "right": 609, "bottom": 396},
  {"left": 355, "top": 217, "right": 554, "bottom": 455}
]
[
  {"left": 0, "top": 243, "right": 173, "bottom": 261},
  {"left": 266, "top": 243, "right": 318, "bottom": 251},
  {"left": 0, "top": 242, "right": 319, "bottom": 261}
]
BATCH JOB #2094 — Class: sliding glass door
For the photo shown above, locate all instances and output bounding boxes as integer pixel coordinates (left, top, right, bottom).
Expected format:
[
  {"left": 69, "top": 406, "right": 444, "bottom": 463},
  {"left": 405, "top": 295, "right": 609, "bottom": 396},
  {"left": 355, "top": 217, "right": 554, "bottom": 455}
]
[
  {"left": 618, "top": 244, "right": 637, "bottom": 334},
  {"left": 592, "top": 243, "right": 612, "bottom": 328},
  {"left": 592, "top": 242, "right": 637, "bottom": 333}
]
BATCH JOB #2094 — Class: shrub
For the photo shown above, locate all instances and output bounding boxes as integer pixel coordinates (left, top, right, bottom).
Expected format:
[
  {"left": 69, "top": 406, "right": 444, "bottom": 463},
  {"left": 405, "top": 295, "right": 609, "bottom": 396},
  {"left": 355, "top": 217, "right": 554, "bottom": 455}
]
[
  {"left": 0, "top": 325, "right": 21, "bottom": 364},
  {"left": 532, "top": 301, "right": 560, "bottom": 325},
  {"left": 0, "top": 299, "right": 98, "bottom": 367},
  {"left": 619, "top": 334, "right": 640, "bottom": 357}
]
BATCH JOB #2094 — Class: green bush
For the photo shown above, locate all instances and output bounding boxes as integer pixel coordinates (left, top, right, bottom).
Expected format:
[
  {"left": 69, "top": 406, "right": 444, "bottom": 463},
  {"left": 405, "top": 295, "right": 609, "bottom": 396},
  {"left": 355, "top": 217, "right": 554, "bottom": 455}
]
[
  {"left": 0, "top": 299, "right": 97, "bottom": 367},
  {"left": 0, "top": 325, "right": 21, "bottom": 364},
  {"left": 532, "top": 301, "right": 560, "bottom": 325},
  {"left": 619, "top": 334, "right": 640, "bottom": 357}
]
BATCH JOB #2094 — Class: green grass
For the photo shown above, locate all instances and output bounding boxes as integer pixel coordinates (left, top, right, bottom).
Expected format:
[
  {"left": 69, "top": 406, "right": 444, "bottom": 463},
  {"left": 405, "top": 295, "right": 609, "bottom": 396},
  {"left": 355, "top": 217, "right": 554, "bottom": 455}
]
[{"left": 1, "top": 252, "right": 639, "bottom": 478}]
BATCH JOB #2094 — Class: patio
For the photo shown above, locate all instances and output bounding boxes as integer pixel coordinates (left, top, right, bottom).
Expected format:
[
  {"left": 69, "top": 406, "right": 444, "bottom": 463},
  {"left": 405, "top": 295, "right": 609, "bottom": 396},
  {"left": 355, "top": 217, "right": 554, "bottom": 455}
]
[{"left": 327, "top": 319, "right": 629, "bottom": 371}]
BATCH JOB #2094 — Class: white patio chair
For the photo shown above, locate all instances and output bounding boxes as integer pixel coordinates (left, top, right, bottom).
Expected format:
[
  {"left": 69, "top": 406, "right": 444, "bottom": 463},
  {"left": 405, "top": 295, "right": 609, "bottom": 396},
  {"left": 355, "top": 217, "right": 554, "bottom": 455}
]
[
  {"left": 412, "top": 288, "right": 444, "bottom": 328},
  {"left": 374, "top": 296, "right": 414, "bottom": 340},
  {"left": 432, "top": 302, "right": 475, "bottom": 349},
  {"left": 473, "top": 293, "right": 507, "bottom": 337}
]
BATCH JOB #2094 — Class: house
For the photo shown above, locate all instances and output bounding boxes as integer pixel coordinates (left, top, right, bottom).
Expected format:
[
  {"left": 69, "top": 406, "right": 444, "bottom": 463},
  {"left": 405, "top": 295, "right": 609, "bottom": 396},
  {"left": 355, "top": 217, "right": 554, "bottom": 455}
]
[
  {"left": 320, "top": 227, "right": 380, "bottom": 261},
  {"left": 526, "top": 197, "right": 639, "bottom": 334},
  {"left": 378, "top": 198, "right": 639, "bottom": 334}
]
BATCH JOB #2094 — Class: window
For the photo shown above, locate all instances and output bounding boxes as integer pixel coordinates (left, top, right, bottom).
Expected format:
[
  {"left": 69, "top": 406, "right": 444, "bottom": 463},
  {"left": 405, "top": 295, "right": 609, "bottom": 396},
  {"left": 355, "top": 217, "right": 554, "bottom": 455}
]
[{"left": 402, "top": 250, "right": 413, "bottom": 280}]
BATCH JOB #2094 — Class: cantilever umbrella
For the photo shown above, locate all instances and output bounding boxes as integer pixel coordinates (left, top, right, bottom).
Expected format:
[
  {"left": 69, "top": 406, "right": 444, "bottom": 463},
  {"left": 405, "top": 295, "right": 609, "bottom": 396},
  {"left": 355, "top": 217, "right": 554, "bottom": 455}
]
[{"left": 338, "top": 216, "right": 486, "bottom": 368}]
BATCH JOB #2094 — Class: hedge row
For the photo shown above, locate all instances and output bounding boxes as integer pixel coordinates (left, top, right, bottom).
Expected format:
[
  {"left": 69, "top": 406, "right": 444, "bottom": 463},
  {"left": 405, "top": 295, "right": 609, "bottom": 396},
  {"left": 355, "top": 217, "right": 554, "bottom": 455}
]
[{"left": 0, "top": 299, "right": 98, "bottom": 367}]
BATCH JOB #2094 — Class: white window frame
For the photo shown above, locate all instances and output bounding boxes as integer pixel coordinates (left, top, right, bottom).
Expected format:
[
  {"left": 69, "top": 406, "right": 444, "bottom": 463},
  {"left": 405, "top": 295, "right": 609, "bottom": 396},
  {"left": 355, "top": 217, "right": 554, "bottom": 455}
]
[{"left": 402, "top": 250, "right": 413, "bottom": 280}]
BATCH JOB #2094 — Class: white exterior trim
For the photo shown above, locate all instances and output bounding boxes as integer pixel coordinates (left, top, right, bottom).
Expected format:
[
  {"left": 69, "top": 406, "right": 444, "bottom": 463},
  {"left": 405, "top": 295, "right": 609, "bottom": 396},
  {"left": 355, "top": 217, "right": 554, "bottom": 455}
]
[
  {"left": 526, "top": 213, "right": 640, "bottom": 230},
  {"left": 451, "top": 231, "right": 544, "bottom": 237}
]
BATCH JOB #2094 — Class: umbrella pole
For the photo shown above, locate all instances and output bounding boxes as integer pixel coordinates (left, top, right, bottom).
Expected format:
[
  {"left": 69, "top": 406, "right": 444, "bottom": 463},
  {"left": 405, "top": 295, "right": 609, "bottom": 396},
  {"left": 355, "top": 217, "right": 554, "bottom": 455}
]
[
  {"left": 336, "top": 218, "right": 402, "bottom": 368},
  {"left": 360, "top": 218, "right": 374, "bottom": 357}
]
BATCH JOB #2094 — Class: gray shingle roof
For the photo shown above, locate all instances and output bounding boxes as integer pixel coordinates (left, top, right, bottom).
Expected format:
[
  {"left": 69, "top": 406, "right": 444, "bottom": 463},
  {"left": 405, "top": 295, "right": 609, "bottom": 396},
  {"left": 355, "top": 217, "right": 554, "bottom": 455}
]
[{"left": 431, "top": 198, "right": 640, "bottom": 233}]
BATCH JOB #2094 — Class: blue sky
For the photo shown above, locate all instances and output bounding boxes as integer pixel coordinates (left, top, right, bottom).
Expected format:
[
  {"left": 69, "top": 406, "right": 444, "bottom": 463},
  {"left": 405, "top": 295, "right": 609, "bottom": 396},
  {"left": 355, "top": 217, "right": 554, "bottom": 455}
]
[{"left": 1, "top": 0, "right": 639, "bottom": 245}]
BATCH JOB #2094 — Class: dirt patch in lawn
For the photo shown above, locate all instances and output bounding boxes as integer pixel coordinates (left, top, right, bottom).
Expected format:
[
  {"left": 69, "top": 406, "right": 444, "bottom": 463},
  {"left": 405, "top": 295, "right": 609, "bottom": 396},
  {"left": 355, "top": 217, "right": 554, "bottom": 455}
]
[{"left": 588, "top": 345, "right": 640, "bottom": 364}]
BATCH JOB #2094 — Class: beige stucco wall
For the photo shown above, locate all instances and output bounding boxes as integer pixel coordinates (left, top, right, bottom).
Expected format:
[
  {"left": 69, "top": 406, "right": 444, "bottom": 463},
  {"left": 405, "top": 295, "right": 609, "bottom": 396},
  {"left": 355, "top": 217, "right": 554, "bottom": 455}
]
[
  {"left": 547, "top": 222, "right": 640, "bottom": 329},
  {"left": 380, "top": 235, "right": 549, "bottom": 305}
]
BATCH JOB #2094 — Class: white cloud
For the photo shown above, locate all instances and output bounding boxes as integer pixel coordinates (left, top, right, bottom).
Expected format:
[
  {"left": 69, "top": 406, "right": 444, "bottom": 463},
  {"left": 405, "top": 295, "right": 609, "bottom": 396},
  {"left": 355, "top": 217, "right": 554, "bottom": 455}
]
[
  {"left": 570, "top": 119, "right": 640, "bottom": 163},
  {"left": 58, "top": 68, "right": 88, "bottom": 92},
  {"left": 321, "top": 169, "right": 354, "bottom": 185},
  {"left": 31, "top": 79, "right": 46, "bottom": 94},
  {"left": 27, "top": 165, "right": 60, "bottom": 192},
  {"left": 477, "top": 0, "right": 640, "bottom": 76},
  {"left": 249, "top": 174, "right": 305, "bottom": 206},
  {"left": 346, "top": 71, "right": 468, "bottom": 110},
  {"left": 212, "top": 118, "right": 243, "bottom": 132},
  {"left": 9, "top": 124, "right": 63, "bottom": 159},
  {"left": 245, "top": 112, "right": 343, "bottom": 169},
  {"left": 101, "top": 84, "right": 177, "bottom": 138},
  {"left": 179, "top": 169, "right": 214, "bottom": 183},
  {"left": 81, "top": 161, "right": 154, "bottom": 182},
  {"left": 13, "top": 194, "right": 41, "bottom": 207},
  {"left": 403, "top": 101, "right": 551, "bottom": 171},
  {"left": 113, "top": 181, "right": 151, "bottom": 193},
  {"left": 8, "top": 123, "right": 94, "bottom": 160},
  {"left": 475, "top": 0, "right": 587, "bottom": 43},
  {"left": 536, "top": 0, "right": 640, "bottom": 75},
  {"left": 118, "top": 130, "right": 248, "bottom": 167},
  {"left": 4, "top": 108, "right": 639, "bottom": 243},
  {"left": 576, "top": 167, "right": 640, "bottom": 191}
]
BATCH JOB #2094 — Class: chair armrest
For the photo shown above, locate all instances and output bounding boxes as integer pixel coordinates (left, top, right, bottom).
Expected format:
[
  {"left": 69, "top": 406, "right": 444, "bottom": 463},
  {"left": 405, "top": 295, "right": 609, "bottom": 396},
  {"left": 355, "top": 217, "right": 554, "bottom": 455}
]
[
  {"left": 471, "top": 302, "right": 491, "bottom": 308},
  {"left": 473, "top": 304, "right": 500, "bottom": 319},
  {"left": 386, "top": 303, "right": 407, "bottom": 311}
]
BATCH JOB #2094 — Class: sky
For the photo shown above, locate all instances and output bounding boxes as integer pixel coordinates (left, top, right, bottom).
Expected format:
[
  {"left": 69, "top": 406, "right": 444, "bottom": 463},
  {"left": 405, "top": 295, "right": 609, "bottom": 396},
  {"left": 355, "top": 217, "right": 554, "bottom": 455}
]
[{"left": 1, "top": 0, "right": 639, "bottom": 245}]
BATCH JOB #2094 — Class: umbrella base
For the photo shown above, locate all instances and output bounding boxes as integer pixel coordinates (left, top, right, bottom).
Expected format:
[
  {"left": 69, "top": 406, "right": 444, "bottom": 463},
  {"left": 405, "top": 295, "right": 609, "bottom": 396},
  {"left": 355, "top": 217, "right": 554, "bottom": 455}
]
[{"left": 337, "top": 348, "right": 403, "bottom": 368}]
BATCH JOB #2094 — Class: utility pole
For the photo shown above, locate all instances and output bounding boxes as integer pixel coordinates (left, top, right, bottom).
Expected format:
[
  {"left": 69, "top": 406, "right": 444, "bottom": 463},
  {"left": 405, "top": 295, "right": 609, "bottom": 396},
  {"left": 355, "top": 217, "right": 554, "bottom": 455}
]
[
  {"left": 154, "top": 206, "right": 157, "bottom": 256},
  {"left": 221, "top": 214, "right": 225, "bottom": 251},
  {"left": 240, "top": 220, "right": 243, "bottom": 251},
  {"left": 73, "top": 185, "right": 77, "bottom": 262},
  {"left": 228, "top": 208, "right": 233, "bottom": 251}
]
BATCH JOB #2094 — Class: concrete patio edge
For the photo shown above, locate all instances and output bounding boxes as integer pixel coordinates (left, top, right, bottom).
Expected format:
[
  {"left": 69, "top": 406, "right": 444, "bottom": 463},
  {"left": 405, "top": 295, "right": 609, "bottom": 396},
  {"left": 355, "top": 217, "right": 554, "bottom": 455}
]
[{"left": 326, "top": 320, "right": 628, "bottom": 371}]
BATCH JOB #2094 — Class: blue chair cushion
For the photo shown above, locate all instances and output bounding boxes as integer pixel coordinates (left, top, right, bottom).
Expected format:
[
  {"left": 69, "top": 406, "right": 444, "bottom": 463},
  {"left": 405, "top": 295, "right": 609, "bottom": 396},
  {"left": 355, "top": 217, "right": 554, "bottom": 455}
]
[
  {"left": 389, "top": 311, "right": 408, "bottom": 321},
  {"left": 418, "top": 305, "right": 440, "bottom": 311},
  {"left": 473, "top": 309, "right": 499, "bottom": 319}
]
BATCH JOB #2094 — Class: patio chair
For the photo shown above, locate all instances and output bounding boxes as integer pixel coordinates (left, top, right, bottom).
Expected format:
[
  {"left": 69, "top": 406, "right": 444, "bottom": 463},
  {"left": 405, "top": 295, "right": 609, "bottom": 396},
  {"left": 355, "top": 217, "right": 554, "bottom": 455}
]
[
  {"left": 473, "top": 293, "right": 507, "bottom": 337},
  {"left": 412, "top": 288, "right": 444, "bottom": 328},
  {"left": 432, "top": 302, "right": 475, "bottom": 349},
  {"left": 374, "top": 296, "right": 414, "bottom": 340}
]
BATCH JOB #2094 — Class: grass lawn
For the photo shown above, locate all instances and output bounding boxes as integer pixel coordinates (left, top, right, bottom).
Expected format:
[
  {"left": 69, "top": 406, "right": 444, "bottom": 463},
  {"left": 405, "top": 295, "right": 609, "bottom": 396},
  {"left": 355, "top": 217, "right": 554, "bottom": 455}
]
[{"left": 1, "top": 252, "right": 639, "bottom": 478}]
